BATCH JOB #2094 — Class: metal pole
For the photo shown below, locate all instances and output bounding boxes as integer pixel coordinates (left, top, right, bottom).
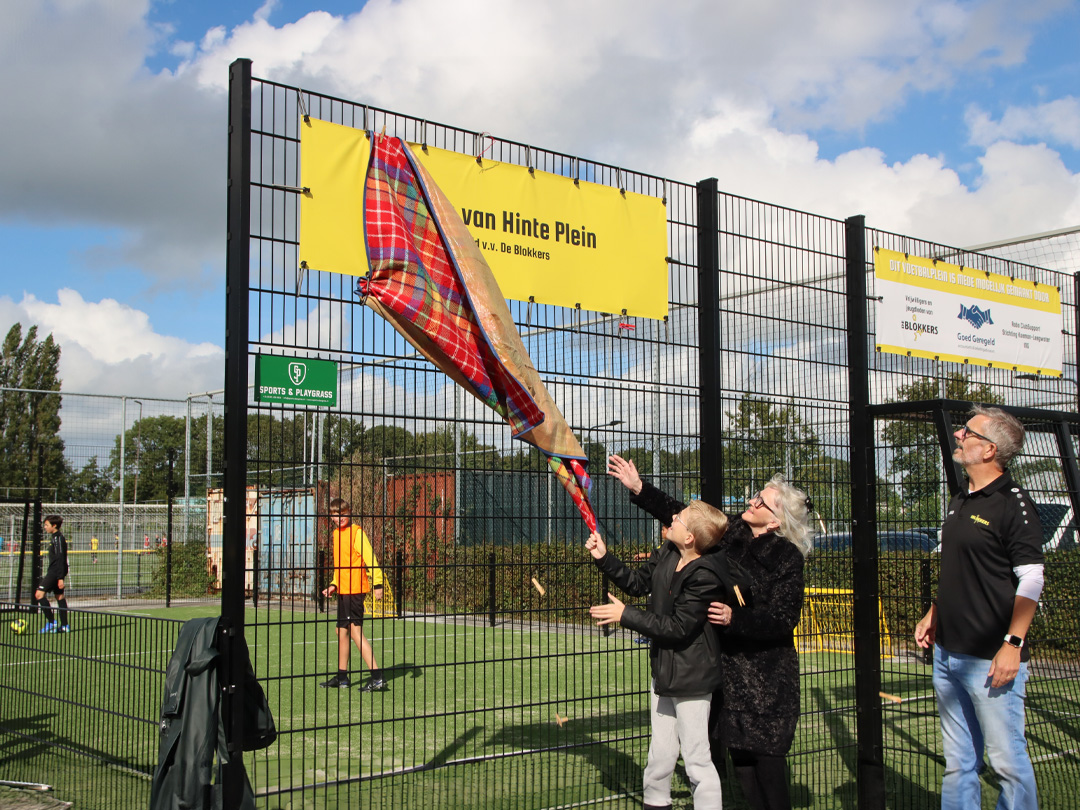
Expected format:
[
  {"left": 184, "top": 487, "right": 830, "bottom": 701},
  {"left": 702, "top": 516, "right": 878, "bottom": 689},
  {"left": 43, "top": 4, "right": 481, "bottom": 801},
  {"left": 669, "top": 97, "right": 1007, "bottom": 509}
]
[
  {"left": 184, "top": 396, "right": 192, "bottom": 544},
  {"left": 696, "top": 178, "right": 723, "bottom": 506},
  {"left": 118, "top": 397, "right": 126, "bottom": 600},
  {"left": 488, "top": 552, "right": 496, "bottom": 627},
  {"left": 167, "top": 451, "right": 175, "bottom": 608},
  {"left": 546, "top": 472, "right": 552, "bottom": 544},
  {"left": 653, "top": 332, "right": 661, "bottom": 481},
  {"left": 221, "top": 57, "right": 253, "bottom": 797},
  {"left": 207, "top": 395, "right": 213, "bottom": 491},
  {"left": 14, "top": 502, "right": 29, "bottom": 606},
  {"left": 132, "top": 400, "right": 143, "bottom": 566},
  {"left": 396, "top": 548, "right": 405, "bottom": 619},
  {"left": 6, "top": 514, "right": 15, "bottom": 601},
  {"left": 31, "top": 496, "right": 42, "bottom": 605},
  {"left": 845, "top": 214, "right": 885, "bottom": 810},
  {"left": 316, "top": 411, "right": 324, "bottom": 486},
  {"left": 454, "top": 387, "right": 462, "bottom": 545},
  {"left": 1074, "top": 272, "right": 1080, "bottom": 415},
  {"left": 302, "top": 411, "right": 308, "bottom": 486}
]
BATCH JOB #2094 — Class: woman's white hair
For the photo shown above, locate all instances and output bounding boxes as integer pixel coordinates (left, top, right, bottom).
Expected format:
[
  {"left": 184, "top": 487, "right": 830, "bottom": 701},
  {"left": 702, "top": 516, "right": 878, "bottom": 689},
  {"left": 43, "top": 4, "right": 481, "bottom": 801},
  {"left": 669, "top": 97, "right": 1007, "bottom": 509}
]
[{"left": 764, "top": 474, "right": 813, "bottom": 557}]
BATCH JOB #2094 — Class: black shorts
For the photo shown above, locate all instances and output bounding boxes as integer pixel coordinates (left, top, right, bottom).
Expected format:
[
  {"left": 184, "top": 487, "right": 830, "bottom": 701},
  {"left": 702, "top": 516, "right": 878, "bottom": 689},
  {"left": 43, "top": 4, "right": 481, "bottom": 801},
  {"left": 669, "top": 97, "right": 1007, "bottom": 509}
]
[
  {"left": 336, "top": 593, "right": 366, "bottom": 628},
  {"left": 38, "top": 573, "right": 63, "bottom": 594}
]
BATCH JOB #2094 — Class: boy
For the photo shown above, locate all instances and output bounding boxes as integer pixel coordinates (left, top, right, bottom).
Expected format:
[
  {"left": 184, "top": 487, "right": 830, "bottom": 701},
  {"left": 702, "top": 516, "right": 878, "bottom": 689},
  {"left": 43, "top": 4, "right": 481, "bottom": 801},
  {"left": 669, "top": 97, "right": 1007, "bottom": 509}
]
[
  {"left": 589, "top": 500, "right": 735, "bottom": 810},
  {"left": 321, "top": 498, "right": 387, "bottom": 691},
  {"left": 36, "top": 515, "right": 71, "bottom": 634}
]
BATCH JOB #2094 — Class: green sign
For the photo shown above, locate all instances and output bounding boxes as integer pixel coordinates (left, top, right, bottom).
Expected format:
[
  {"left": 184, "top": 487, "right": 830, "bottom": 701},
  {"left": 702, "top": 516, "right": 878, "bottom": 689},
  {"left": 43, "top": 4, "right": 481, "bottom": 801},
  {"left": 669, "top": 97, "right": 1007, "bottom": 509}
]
[{"left": 255, "top": 355, "right": 338, "bottom": 407}]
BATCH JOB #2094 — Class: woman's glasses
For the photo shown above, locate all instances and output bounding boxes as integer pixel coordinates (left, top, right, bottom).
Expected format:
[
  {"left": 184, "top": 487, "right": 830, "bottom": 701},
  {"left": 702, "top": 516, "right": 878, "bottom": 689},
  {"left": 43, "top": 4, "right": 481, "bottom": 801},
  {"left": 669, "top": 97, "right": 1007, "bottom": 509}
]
[{"left": 747, "top": 493, "right": 776, "bottom": 517}]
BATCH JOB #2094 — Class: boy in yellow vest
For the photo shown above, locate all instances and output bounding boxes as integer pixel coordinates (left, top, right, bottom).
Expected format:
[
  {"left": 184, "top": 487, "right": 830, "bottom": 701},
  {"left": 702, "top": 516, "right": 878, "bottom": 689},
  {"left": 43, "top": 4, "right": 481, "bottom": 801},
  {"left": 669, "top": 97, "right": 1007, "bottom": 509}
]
[{"left": 321, "top": 497, "right": 386, "bottom": 691}]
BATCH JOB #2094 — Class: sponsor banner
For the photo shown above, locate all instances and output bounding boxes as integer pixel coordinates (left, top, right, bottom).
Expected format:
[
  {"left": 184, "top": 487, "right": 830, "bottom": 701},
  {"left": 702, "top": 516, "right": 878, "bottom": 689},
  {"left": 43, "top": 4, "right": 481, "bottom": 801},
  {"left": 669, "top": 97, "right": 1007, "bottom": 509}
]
[
  {"left": 299, "top": 119, "right": 372, "bottom": 283},
  {"left": 412, "top": 144, "right": 668, "bottom": 319},
  {"left": 873, "top": 247, "right": 1063, "bottom": 376},
  {"left": 300, "top": 118, "right": 669, "bottom": 319},
  {"left": 255, "top": 355, "right": 338, "bottom": 407}
]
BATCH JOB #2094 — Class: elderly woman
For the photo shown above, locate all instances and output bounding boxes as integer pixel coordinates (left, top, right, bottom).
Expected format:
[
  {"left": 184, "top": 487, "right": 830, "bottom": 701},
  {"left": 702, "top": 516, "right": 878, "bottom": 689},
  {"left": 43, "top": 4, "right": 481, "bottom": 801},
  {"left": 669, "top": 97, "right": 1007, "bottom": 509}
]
[{"left": 608, "top": 455, "right": 812, "bottom": 810}]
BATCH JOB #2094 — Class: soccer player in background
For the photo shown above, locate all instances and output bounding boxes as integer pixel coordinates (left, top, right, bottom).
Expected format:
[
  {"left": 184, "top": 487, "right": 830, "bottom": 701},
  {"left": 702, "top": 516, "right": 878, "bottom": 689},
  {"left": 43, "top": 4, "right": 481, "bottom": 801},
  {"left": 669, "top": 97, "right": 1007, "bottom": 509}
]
[
  {"left": 320, "top": 497, "right": 387, "bottom": 691},
  {"left": 36, "top": 514, "right": 71, "bottom": 633}
]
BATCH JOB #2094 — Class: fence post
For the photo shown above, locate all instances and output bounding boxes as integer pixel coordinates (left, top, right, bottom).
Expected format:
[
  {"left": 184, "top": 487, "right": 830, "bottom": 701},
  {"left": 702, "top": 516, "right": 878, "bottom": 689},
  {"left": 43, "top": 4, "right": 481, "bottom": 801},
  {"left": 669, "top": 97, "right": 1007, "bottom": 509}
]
[
  {"left": 166, "top": 451, "right": 174, "bottom": 608},
  {"left": 696, "top": 178, "right": 724, "bottom": 507},
  {"left": 118, "top": 397, "right": 126, "bottom": 600},
  {"left": 488, "top": 552, "right": 496, "bottom": 627},
  {"left": 14, "top": 501, "right": 30, "bottom": 606},
  {"left": 220, "top": 56, "right": 253, "bottom": 803},
  {"left": 845, "top": 214, "right": 885, "bottom": 810},
  {"left": 396, "top": 549, "right": 405, "bottom": 618},
  {"left": 1075, "top": 271, "right": 1080, "bottom": 415},
  {"left": 920, "top": 557, "right": 933, "bottom": 665}
]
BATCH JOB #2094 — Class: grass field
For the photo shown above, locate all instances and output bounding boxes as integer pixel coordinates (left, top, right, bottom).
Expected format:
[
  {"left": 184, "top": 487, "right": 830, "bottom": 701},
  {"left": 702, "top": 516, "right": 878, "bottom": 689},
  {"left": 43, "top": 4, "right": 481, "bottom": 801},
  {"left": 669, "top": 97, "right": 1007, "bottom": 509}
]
[{"left": 2, "top": 604, "right": 1080, "bottom": 809}]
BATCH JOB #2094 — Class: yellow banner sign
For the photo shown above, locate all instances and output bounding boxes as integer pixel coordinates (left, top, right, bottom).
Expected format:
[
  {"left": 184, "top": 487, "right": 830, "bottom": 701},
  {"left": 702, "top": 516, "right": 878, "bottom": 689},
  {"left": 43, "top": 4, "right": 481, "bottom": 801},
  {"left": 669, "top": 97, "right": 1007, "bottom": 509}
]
[
  {"left": 300, "top": 119, "right": 669, "bottom": 319},
  {"left": 299, "top": 118, "right": 372, "bottom": 280},
  {"left": 873, "top": 247, "right": 1063, "bottom": 376}
]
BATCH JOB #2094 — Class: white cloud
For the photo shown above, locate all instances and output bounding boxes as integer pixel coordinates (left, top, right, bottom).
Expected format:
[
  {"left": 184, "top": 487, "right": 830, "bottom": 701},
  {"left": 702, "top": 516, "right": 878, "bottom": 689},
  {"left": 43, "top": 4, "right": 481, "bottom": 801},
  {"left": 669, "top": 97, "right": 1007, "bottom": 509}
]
[
  {"left": 664, "top": 103, "right": 1080, "bottom": 246},
  {"left": 966, "top": 98, "right": 1080, "bottom": 149},
  {"left": 5, "top": 0, "right": 1075, "bottom": 272},
  {"left": 3, "top": 289, "right": 222, "bottom": 397},
  {"left": 178, "top": 0, "right": 1064, "bottom": 148},
  {"left": 0, "top": 0, "right": 223, "bottom": 287},
  {"left": 2, "top": 0, "right": 1080, "bottom": 389}
]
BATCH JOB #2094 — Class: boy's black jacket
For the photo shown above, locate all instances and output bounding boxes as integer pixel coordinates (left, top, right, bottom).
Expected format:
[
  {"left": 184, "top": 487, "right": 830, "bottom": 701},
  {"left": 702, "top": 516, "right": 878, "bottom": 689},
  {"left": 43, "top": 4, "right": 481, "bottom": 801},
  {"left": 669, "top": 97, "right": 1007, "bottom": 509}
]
[{"left": 593, "top": 543, "right": 751, "bottom": 696}]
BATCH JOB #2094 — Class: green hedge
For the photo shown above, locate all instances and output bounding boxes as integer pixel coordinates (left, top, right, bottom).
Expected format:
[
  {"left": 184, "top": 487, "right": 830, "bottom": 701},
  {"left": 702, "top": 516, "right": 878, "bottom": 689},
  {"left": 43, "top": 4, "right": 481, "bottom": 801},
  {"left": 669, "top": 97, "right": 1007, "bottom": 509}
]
[
  {"left": 146, "top": 540, "right": 215, "bottom": 598},
  {"left": 386, "top": 542, "right": 1080, "bottom": 658},
  {"left": 386, "top": 540, "right": 657, "bottom": 623},
  {"left": 806, "top": 549, "right": 1080, "bottom": 656}
]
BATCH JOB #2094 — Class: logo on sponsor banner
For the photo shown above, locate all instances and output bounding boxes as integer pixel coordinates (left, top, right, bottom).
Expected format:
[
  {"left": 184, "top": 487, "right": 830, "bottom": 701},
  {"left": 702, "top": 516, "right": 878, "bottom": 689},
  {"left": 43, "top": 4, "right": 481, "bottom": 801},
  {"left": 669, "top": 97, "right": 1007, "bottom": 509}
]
[
  {"left": 899, "top": 314, "right": 938, "bottom": 340},
  {"left": 288, "top": 362, "right": 307, "bottom": 385},
  {"left": 958, "top": 304, "right": 994, "bottom": 329}
]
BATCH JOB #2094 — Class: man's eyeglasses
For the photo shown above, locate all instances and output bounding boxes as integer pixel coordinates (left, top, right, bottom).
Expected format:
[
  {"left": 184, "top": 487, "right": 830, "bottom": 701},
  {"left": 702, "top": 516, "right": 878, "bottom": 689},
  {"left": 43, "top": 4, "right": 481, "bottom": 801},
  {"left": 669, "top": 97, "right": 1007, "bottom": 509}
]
[
  {"left": 747, "top": 493, "right": 776, "bottom": 517},
  {"left": 671, "top": 513, "right": 687, "bottom": 529},
  {"left": 958, "top": 424, "right": 995, "bottom": 444}
]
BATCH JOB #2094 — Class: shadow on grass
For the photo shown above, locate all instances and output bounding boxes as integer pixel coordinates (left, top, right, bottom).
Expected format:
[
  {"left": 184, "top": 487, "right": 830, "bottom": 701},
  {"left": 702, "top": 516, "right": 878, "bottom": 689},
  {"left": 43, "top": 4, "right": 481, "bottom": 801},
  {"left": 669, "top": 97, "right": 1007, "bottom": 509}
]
[
  {"left": 0, "top": 714, "right": 60, "bottom": 769},
  {"left": 803, "top": 684, "right": 941, "bottom": 809},
  {"left": 380, "top": 662, "right": 423, "bottom": 684},
  {"left": 487, "top": 707, "right": 649, "bottom": 797},
  {"left": 423, "top": 726, "right": 485, "bottom": 771},
  {"left": 0, "top": 715, "right": 151, "bottom": 776}
]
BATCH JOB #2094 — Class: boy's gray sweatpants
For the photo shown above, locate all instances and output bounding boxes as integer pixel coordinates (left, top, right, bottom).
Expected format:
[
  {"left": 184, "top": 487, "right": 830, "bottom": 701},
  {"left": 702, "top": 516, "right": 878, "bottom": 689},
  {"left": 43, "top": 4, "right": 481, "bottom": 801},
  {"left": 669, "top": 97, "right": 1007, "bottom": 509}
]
[{"left": 643, "top": 686, "right": 722, "bottom": 809}]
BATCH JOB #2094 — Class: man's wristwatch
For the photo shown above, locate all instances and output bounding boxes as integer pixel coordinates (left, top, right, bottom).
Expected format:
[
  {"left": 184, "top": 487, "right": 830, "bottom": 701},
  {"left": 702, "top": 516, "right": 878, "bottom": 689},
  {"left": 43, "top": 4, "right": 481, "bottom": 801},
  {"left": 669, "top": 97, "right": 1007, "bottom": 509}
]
[{"left": 1003, "top": 634, "right": 1025, "bottom": 649}]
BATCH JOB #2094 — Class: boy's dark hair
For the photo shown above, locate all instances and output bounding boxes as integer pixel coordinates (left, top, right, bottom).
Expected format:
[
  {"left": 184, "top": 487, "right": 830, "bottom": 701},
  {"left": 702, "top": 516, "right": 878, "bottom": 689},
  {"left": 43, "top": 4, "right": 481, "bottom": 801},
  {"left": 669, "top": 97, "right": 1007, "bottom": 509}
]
[
  {"left": 329, "top": 498, "right": 350, "bottom": 515},
  {"left": 44, "top": 514, "right": 63, "bottom": 528}
]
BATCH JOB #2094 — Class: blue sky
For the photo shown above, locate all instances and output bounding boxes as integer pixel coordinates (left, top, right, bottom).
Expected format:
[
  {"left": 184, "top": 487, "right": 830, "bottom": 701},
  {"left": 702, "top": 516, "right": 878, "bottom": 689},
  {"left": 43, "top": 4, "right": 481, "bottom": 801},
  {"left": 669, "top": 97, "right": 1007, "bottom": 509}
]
[{"left": 2, "top": 0, "right": 1079, "bottom": 399}]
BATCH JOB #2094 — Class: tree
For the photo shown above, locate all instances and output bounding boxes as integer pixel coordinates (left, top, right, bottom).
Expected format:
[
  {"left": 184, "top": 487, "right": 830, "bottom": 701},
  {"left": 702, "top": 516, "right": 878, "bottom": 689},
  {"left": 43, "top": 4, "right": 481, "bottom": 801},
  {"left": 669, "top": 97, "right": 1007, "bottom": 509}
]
[
  {"left": 108, "top": 415, "right": 187, "bottom": 503},
  {"left": 66, "top": 456, "right": 115, "bottom": 502},
  {"left": 0, "top": 324, "right": 65, "bottom": 498},
  {"left": 881, "top": 372, "right": 999, "bottom": 523},
  {"left": 723, "top": 395, "right": 824, "bottom": 501}
]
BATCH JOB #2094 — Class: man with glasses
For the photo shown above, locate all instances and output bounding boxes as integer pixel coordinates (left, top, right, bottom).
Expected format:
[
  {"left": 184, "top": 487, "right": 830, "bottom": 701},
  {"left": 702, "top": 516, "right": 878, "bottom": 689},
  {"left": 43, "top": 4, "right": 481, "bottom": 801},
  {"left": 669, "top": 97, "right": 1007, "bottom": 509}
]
[{"left": 915, "top": 406, "right": 1044, "bottom": 810}]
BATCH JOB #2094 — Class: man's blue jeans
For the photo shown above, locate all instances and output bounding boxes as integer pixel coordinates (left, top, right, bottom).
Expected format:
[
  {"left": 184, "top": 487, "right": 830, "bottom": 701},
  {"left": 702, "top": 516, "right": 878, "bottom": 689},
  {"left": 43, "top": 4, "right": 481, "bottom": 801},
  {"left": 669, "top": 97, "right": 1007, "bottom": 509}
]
[{"left": 933, "top": 644, "right": 1038, "bottom": 810}]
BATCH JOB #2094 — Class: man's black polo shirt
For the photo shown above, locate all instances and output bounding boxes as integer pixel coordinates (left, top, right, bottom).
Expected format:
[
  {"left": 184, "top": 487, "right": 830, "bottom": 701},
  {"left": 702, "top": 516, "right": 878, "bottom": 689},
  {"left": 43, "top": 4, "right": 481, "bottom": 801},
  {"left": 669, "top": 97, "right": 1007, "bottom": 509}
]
[{"left": 937, "top": 472, "right": 1044, "bottom": 662}]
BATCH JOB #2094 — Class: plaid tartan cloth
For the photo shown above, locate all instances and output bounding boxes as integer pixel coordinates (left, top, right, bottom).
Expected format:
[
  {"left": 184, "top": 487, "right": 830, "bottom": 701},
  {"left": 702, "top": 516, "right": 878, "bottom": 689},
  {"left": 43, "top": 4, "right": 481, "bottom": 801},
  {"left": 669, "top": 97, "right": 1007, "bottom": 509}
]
[{"left": 358, "top": 135, "right": 595, "bottom": 531}]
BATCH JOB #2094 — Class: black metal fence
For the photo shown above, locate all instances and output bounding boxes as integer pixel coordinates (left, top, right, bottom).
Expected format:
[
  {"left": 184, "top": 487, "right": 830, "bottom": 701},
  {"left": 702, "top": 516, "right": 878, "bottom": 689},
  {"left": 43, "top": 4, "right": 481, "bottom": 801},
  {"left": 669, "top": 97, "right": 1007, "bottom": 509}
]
[
  {"left": 0, "top": 604, "right": 182, "bottom": 807},
  {"left": 2, "top": 57, "right": 1080, "bottom": 808}
]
